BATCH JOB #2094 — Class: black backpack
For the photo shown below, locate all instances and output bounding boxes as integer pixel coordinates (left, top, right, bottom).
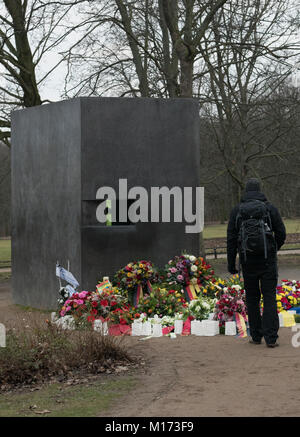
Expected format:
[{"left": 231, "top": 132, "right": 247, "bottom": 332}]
[{"left": 236, "top": 199, "right": 274, "bottom": 261}]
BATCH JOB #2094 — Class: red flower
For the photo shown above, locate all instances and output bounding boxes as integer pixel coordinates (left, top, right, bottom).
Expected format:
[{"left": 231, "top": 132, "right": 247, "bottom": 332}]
[
  {"left": 92, "top": 301, "right": 98, "bottom": 308},
  {"left": 119, "top": 317, "right": 127, "bottom": 325},
  {"left": 100, "top": 299, "right": 109, "bottom": 307}
]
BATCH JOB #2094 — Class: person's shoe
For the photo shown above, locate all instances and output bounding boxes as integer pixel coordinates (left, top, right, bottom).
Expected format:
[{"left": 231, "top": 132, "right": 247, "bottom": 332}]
[
  {"left": 266, "top": 342, "right": 279, "bottom": 348},
  {"left": 249, "top": 339, "right": 262, "bottom": 345}
]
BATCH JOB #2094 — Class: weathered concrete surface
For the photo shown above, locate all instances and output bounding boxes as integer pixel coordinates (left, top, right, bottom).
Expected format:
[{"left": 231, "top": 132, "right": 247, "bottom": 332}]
[
  {"left": 12, "top": 98, "right": 200, "bottom": 308},
  {"left": 11, "top": 100, "right": 82, "bottom": 309}
]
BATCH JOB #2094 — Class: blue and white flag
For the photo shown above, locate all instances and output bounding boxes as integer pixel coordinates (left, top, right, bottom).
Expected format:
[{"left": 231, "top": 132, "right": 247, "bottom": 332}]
[
  {"left": 65, "top": 284, "right": 77, "bottom": 297},
  {"left": 56, "top": 264, "right": 79, "bottom": 289}
]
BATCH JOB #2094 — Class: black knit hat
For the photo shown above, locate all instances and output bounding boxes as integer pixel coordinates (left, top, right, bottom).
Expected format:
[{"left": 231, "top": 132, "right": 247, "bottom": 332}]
[{"left": 245, "top": 178, "right": 261, "bottom": 192}]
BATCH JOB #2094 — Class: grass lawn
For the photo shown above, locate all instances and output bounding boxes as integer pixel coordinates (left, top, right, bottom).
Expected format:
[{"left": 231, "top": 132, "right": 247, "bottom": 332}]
[
  {"left": 0, "top": 240, "right": 11, "bottom": 264},
  {"left": 203, "top": 218, "right": 300, "bottom": 240},
  {"left": 0, "top": 377, "right": 136, "bottom": 417},
  {"left": 1, "top": 217, "right": 300, "bottom": 262}
]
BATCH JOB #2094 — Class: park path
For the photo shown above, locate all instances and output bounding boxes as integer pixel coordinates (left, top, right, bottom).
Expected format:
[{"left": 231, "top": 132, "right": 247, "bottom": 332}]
[{"left": 100, "top": 330, "right": 300, "bottom": 417}]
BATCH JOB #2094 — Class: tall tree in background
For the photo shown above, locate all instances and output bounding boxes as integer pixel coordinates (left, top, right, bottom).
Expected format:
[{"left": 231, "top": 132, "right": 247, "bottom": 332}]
[
  {"left": 197, "top": 0, "right": 300, "bottom": 204},
  {"left": 0, "top": 0, "right": 299, "bottom": 236},
  {"left": 161, "top": 0, "right": 228, "bottom": 97},
  {"left": 0, "top": 0, "right": 79, "bottom": 146},
  {"left": 63, "top": 0, "right": 229, "bottom": 99}
]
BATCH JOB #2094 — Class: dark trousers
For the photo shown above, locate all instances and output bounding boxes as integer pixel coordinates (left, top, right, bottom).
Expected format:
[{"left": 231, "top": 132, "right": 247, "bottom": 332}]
[{"left": 242, "top": 260, "right": 279, "bottom": 344}]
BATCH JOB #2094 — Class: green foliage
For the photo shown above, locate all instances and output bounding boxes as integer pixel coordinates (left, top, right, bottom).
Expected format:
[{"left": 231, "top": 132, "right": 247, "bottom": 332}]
[{"left": 0, "top": 239, "right": 11, "bottom": 263}]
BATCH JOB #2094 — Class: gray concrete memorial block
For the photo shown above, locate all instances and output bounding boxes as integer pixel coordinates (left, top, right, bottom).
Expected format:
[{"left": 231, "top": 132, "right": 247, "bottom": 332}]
[{"left": 12, "top": 97, "right": 201, "bottom": 309}]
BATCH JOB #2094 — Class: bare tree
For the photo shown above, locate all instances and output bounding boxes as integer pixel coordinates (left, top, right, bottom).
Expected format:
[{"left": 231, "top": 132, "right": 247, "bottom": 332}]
[
  {"left": 197, "top": 0, "right": 300, "bottom": 204},
  {"left": 63, "top": 0, "right": 229, "bottom": 99},
  {"left": 0, "top": 0, "right": 81, "bottom": 146}
]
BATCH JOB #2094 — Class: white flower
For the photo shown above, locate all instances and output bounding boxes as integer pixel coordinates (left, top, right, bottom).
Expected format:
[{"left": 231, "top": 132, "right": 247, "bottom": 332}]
[
  {"left": 231, "top": 285, "right": 241, "bottom": 291},
  {"left": 191, "top": 277, "right": 198, "bottom": 285},
  {"left": 189, "top": 255, "right": 196, "bottom": 262},
  {"left": 191, "top": 265, "right": 198, "bottom": 272}
]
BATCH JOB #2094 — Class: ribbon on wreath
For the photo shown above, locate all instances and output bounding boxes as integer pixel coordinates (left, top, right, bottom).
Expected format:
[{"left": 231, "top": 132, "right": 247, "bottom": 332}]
[
  {"left": 146, "top": 280, "right": 153, "bottom": 293},
  {"left": 183, "top": 284, "right": 198, "bottom": 302},
  {"left": 133, "top": 284, "right": 144, "bottom": 307},
  {"left": 132, "top": 281, "right": 154, "bottom": 308},
  {"left": 235, "top": 313, "right": 248, "bottom": 338}
]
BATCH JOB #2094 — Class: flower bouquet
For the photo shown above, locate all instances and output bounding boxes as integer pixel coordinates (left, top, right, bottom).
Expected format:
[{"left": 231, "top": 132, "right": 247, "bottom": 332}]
[
  {"left": 165, "top": 254, "right": 214, "bottom": 286},
  {"left": 164, "top": 254, "right": 215, "bottom": 301},
  {"left": 59, "top": 287, "right": 128, "bottom": 325},
  {"left": 113, "top": 260, "right": 158, "bottom": 306},
  {"left": 137, "top": 288, "right": 188, "bottom": 318},
  {"left": 187, "top": 296, "right": 216, "bottom": 321},
  {"left": 275, "top": 280, "right": 300, "bottom": 313},
  {"left": 213, "top": 286, "right": 247, "bottom": 326}
]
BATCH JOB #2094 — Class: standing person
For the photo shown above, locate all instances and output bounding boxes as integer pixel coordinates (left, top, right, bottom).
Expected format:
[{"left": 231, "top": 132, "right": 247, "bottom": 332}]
[{"left": 227, "top": 178, "right": 286, "bottom": 348}]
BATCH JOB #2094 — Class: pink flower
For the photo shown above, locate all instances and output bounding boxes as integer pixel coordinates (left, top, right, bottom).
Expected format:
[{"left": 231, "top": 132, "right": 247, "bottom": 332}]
[
  {"left": 66, "top": 306, "right": 71, "bottom": 312},
  {"left": 177, "top": 275, "right": 184, "bottom": 281},
  {"left": 170, "top": 268, "right": 177, "bottom": 274},
  {"left": 60, "top": 310, "right": 66, "bottom": 317}
]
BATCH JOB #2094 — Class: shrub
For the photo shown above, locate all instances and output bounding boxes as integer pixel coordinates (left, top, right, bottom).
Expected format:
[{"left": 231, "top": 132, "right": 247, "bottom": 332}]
[{"left": 0, "top": 319, "right": 131, "bottom": 387}]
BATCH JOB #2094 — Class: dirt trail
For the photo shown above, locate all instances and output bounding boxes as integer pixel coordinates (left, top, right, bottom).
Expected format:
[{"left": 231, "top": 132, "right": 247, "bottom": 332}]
[{"left": 102, "top": 331, "right": 300, "bottom": 417}]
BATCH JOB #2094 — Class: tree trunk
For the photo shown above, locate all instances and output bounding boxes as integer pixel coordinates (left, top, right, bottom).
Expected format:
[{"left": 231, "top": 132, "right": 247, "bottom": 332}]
[
  {"left": 4, "top": 0, "right": 41, "bottom": 107},
  {"left": 179, "top": 57, "right": 194, "bottom": 98}
]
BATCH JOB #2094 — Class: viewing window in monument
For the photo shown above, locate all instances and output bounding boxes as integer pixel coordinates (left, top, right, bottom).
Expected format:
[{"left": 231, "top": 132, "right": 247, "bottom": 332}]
[{"left": 82, "top": 199, "right": 135, "bottom": 227}]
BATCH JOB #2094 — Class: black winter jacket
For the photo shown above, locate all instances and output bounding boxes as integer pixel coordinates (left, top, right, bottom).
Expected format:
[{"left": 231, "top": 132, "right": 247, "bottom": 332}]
[{"left": 227, "top": 190, "right": 286, "bottom": 271}]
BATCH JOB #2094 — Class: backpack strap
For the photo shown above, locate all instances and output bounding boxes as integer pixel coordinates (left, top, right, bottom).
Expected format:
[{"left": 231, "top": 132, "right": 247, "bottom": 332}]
[{"left": 264, "top": 202, "right": 273, "bottom": 231}]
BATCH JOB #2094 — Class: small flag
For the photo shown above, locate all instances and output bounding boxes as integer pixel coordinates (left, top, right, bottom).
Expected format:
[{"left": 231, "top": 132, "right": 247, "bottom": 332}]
[
  {"left": 65, "top": 284, "right": 76, "bottom": 297},
  {"left": 56, "top": 264, "right": 79, "bottom": 289},
  {"left": 97, "top": 279, "right": 112, "bottom": 294}
]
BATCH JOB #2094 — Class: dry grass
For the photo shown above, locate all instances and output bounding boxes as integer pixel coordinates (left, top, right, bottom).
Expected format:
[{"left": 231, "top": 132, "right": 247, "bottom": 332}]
[{"left": 0, "top": 317, "right": 131, "bottom": 388}]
